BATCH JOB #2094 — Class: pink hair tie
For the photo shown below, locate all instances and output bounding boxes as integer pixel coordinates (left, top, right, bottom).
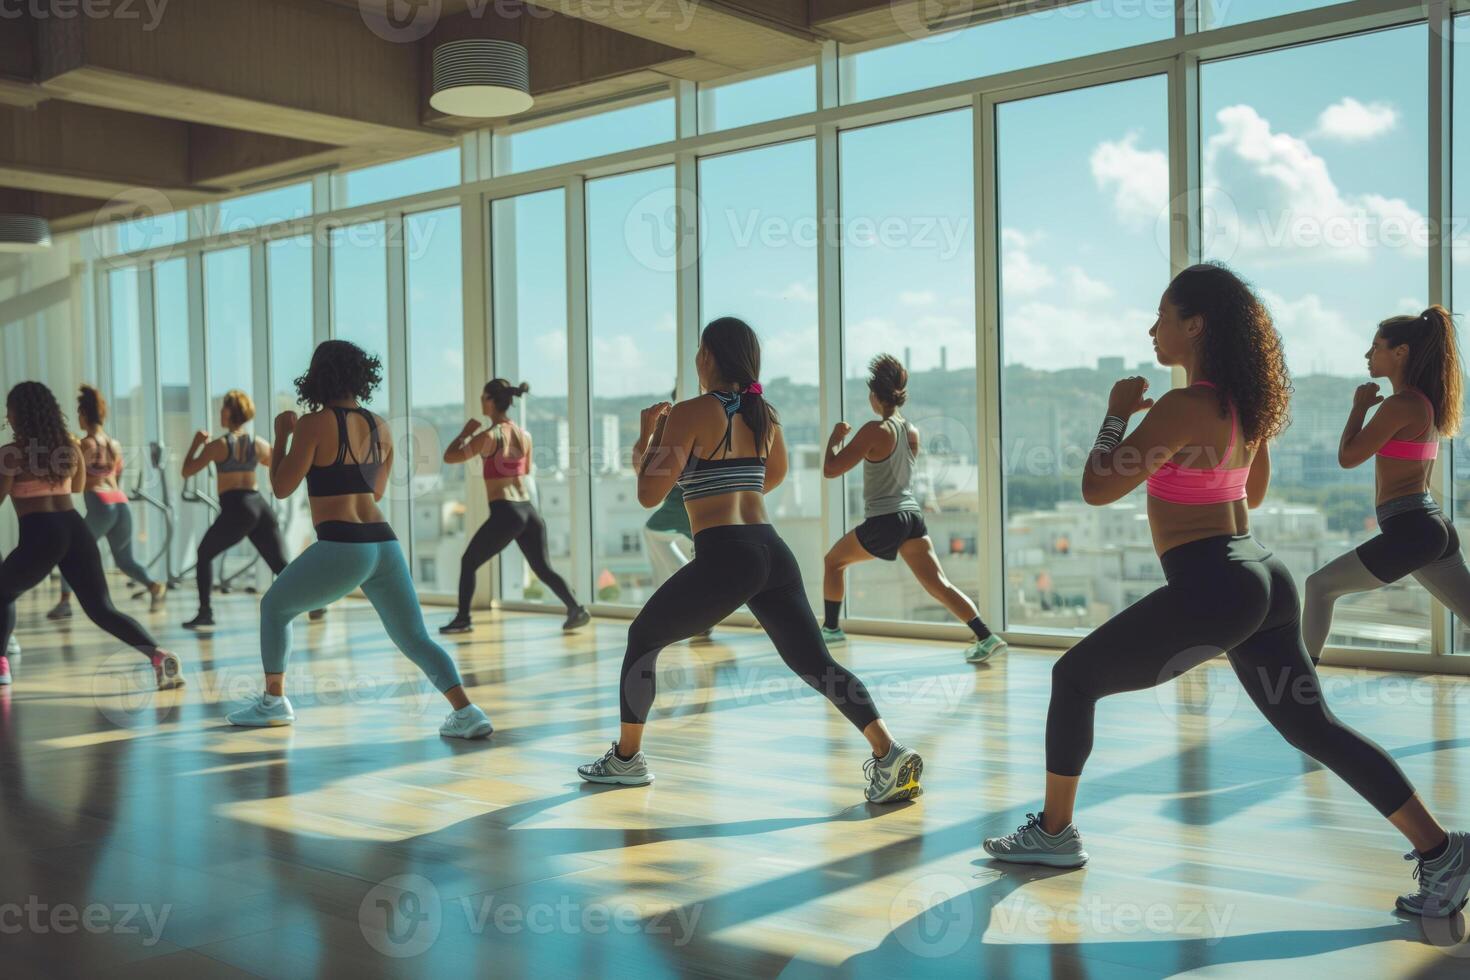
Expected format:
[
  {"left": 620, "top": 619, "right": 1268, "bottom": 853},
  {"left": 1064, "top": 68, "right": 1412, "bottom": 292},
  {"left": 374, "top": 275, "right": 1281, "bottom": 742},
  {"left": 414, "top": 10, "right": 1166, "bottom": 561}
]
[{"left": 744, "top": 382, "right": 763, "bottom": 396}]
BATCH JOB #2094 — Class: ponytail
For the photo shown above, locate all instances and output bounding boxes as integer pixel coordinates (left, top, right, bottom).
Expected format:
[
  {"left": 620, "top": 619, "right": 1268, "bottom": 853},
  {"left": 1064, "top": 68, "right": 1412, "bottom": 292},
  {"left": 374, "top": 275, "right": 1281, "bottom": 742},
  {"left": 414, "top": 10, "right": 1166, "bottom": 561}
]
[
  {"left": 483, "top": 378, "right": 530, "bottom": 413},
  {"left": 700, "top": 316, "right": 779, "bottom": 456},
  {"left": 1379, "top": 305, "right": 1462, "bottom": 436}
]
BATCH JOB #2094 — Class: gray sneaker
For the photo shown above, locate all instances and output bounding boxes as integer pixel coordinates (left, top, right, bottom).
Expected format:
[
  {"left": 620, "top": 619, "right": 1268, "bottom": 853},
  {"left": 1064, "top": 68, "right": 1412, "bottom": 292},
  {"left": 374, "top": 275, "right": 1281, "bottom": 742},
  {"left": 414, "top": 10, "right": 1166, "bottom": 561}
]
[
  {"left": 864, "top": 743, "right": 923, "bottom": 803},
  {"left": 1397, "top": 831, "right": 1470, "bottom": 917},
  {"left": 577, "top": 741, "right": 653, "bottom": 785},
  {"left": 983, "top": 812, "right": 1089, "bottom": 868},
  {"left": 227, "top": 693, "right": 296, "bottom": 728}
]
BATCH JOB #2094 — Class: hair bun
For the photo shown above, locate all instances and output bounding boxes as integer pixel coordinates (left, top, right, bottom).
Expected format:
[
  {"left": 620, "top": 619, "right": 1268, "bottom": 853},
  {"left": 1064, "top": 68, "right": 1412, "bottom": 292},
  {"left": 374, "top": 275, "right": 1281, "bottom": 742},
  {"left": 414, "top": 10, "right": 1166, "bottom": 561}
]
[{"left": 517, "top": 382, "right": 531, "bottom": 395}]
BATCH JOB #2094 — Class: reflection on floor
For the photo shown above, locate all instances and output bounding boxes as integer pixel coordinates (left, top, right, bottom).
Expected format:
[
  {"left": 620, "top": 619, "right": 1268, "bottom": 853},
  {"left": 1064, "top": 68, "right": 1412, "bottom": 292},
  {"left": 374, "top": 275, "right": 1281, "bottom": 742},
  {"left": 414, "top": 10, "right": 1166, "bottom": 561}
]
[{"left": 1, "top": 585, "right": 1468, "bottom": 979}]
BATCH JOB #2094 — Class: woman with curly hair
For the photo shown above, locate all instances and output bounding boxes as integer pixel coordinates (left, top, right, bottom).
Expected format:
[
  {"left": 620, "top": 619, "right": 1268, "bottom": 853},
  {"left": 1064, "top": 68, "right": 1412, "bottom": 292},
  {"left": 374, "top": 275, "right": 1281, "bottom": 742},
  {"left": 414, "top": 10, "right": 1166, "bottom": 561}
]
[
  {"left": 0, "top": 381, "right": 182, "bottom": 690},
  {"left": 820, "top": 353, "right": 1005, "bottom": 663},
  {"left": 982, "top": 264, "right": 1470, "bottom": 919},
  {"left": 179, "top": 388, "right": 305, "bottom": 631},
  {"left": 438, "top": 378, "right": 588, "bottom": 634},
  {"left": 47, "top": 384, "right": 166, "bottom": 620},
  {"left": 1303, "top": 307, "right": 1469, "bottom": 664},
  {"left": 225, "top": 340, "right": 491, "bottom": 739}
]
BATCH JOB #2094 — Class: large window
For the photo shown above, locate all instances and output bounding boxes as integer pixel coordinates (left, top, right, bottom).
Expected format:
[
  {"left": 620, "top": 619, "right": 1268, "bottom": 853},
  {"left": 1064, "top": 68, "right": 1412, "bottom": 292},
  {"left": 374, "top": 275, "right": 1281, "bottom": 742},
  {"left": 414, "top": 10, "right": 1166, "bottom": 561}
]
[
  {"left": 154, "top": 258, "right": 192, "bottom": 575},
  {"left": 699, "top": 65, "right": 815, "bottom": 134},
  {"left": 337, "top": 148, "right": 460, "bottom": 209},
  {"left": 587, "top": 167, "right": 678, "bottom": 605},
  {"left": 107, "top": 268, "right": 147, "bottom": 464},
  {"left": 840, "top": 1, "right": 1172, "bottom": 105},
  {"left": 331, "top": 222, "right": 390, "bottom": 409},
  {"left": 496, "top": 98, "right": 674, "bottom": 174},
  {"left": 1455, "top": 12, "right": 1470, "bottom": 654},
  {"left": 405, "top": 207, "right": 465, "bottom": 595},
  {"left": 1202, "top": 1, "right": 1337, "bottom": 31},
  {"left": 203, "top": 248, "right": 254, "bottom": 426},
  {"left": 491, "top": 190, "right": 573, "bottom": 604},
  {"left": 998, "top": 74, "right": 1171, "bottom": 633},
  {"left": 267, "top": 236, "right": 316, "bottom": 561},
  {"left": 699, "top": 139, "right": 823, "bottom": 604},
  {"left": 839, "top": 109, "right": 977, "bottom": 623},
  {"left": 1202, "top": 27, "right": 1429, "bottom": 654},
  {"left": 211, "top": 184, "right": 312, "bottom": 239}
]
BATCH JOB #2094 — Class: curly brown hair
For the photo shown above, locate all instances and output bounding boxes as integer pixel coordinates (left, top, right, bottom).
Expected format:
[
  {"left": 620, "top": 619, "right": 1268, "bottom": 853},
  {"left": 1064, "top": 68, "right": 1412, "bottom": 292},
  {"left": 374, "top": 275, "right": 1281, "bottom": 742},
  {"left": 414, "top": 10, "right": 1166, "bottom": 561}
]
[
  {"left": 1166, "top": 262, "right": 1292, "bottom": 446},
  {"left": 867, "top": 354, "right": 908, "bottom": 413},
  {"left": 7, "top": 381, "right": 78, "bottom": 481},
  {"left": 294, "top": 340, "right": 382, "bottom": 411},
  {"left": 1379, "top": 305, "right": 1463, "bottom": 437},
  {"left": 77, "top": 384, "right": 107, "bottom": 428}
]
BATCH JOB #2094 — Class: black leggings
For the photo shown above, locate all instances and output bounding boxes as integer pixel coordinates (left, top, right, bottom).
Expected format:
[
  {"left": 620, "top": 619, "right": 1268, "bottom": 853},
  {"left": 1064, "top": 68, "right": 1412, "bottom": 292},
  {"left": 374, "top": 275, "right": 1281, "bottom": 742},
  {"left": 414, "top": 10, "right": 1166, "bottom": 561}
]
[
  {"left": 196, "top": 490, "right": 288, "bottom": 609},
  {"left": 620, "top": 523, "right": 881, "bottom": 731},
  {"left": 457, "top": 500, "right": 578, "bottom": 615},
  {"left": 1, "top": 510, "right": 157, "bottom": 656},
  {"left": 1048, "top": 533, "right": 1414, "bottom": 818}
]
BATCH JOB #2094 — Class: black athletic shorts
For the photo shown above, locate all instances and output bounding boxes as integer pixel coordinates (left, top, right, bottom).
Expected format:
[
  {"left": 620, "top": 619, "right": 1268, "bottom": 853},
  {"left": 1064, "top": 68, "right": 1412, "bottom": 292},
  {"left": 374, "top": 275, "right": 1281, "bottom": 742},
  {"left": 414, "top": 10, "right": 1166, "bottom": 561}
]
[{"left": 855, "top": 511, "right": 928, "bottom": 561}]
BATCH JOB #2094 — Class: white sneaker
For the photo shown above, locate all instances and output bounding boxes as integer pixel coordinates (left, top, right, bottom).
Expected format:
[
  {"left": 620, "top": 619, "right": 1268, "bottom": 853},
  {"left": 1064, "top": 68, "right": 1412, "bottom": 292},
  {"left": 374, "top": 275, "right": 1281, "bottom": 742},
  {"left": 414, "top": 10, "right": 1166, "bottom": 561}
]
[
  {"left": 965, "top": 635, "right": 1007, "bottom": 663},
  {"left": 865, "top": 743, "right": 924, "bottom": 803},
  {"left": 577, "top": 741, "right": 653, "bottom": 785},
  {"left": 440, "top": 704, "right": 494, "bottom": 739},
  {"left": 150, "top": 650, "right": 185, "bottom": 690},
  {"left": 1397, "top": 830, "right": 1470, "bottom": 917},
  {"left": 227, "top": 693, "right": 295, "bottom": 727},
  {"left": 983, "top": 812, "right": 1089, "bottom": 868}
]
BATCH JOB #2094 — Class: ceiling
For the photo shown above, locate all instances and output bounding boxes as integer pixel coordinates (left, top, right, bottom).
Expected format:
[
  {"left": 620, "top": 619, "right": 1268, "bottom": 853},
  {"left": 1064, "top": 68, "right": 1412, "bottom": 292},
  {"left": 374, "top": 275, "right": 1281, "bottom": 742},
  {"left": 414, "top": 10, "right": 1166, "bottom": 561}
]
[{"left": 0, "top": 0, "right": 1015, "bottom": 234}]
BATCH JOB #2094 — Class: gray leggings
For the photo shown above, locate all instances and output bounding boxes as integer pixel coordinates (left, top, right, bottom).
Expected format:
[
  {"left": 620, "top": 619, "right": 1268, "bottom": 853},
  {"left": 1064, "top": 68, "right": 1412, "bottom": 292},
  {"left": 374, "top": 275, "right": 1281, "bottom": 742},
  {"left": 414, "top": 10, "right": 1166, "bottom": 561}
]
[
  {"left": 1303, "top": 497, "right": 1470, "bottom": 661},
  {"left": 60, "top": 492, "right": 155, "bottom": 597}
]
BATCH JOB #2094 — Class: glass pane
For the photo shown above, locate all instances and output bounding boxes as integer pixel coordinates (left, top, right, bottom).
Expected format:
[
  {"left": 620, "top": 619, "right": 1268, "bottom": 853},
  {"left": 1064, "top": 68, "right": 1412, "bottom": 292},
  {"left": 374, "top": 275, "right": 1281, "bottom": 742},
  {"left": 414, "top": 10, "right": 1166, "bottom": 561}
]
[
  {"left": 154, "top": 258, "right": 192, "bottom": 577},
  {"left": 204, "top": 248, "right": 254, "bottom": 426},
  {"left": 212, "top": 183, "right": 312, "bottom": 239},
  {"left": 114, "top": 212, "right": 188, "bottom": 254},
  {"left": 491, "top": 190, "right": 572, "bottom": 604},
  {"left": 587, "top": 167, "right": 677, "bottom": 606},
  {"left": 268, "top": 236, "right": 316, "bottom": 561},
  {"left": 839, "top": 109, "right": 977, "bottom": 623},
  {"left": 1450, "top": 13, "right": 1470, "bottom": 653},
  {"left": 107, "top": 267, "right": 151, "bottom": 578},
  {"left": 997, "top": 74, "right": 1171, "bottom": 633},
  {"left": 840, "top": 0, "right": 1172, "bottom": 105},
  {"left": 699, "top": 139, "right": 823, "bottom": 605},
  {"left": 1203, "top": 0, "right": 1336, "bottom": 30},
  {"left": 338, "top": 148, "right": 460, "bottom": 209},
  {"left": 497, "top": 98, "right": 674, "bottom": 174},
  {"left": 699, "top": 64, "right": 816, "bottom": 134},
  {"left": 331, "top": 222, "right": 391, "bottom": 410},
  {"left": 1202, "top": 26, "right": 1429, "bottom": 654},
  {"left": 405, "top": 207, "right": 465, "bottom": 595}
]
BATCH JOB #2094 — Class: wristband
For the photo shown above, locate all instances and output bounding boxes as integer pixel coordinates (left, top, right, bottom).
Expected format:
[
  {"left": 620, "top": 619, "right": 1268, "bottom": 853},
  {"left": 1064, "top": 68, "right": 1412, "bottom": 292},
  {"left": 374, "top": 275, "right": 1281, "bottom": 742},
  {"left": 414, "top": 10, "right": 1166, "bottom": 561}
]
[{"left": 1092, "top": 415, "right": 1126, "bottom": 454}]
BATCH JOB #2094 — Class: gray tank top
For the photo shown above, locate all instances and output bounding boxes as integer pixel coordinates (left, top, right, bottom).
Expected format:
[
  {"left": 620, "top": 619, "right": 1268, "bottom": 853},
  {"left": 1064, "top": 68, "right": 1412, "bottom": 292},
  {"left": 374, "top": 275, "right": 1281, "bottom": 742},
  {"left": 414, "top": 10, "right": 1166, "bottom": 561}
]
[
  {"left": 217, "top": 433, "right": 258, "bottom": 474},
  {"left": 863, "top": 417, "right": 920, "bottom": 518}
]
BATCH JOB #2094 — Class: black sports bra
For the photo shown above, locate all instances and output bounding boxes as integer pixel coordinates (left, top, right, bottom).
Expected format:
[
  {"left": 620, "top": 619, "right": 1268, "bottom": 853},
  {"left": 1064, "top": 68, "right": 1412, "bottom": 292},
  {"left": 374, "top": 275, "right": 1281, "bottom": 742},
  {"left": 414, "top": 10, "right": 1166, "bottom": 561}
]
[
  {"left": 305, "top": 407, "right": 383, "bottom": 497},
  {"left": 217, "top": 433, "right": 258, "bottom": 474}
]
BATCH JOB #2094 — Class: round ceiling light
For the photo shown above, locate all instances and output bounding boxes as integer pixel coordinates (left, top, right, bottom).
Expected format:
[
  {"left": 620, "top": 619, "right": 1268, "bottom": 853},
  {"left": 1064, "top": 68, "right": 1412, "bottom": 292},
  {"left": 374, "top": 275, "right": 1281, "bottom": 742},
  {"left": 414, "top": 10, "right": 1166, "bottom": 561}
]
[
  {"left": 0, "top": 213, "right": 52, "bottom": 252},
  {"left": 430, "top": 39, "right": 533, "bottom": 118}
]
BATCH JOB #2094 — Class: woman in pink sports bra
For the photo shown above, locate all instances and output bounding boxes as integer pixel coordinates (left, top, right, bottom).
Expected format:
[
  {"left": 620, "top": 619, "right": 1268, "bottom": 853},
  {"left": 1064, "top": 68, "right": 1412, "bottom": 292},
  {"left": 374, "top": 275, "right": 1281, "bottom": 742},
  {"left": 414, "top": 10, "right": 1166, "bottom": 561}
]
[
  {"left": 438, "top": 378, "right": 587, "bottom": 635},
  {"left": 0, "top": 381, "right": 182, "bottom": 691},
  {"left": 982, "top": 265, "right": 1470, "bottom": 920},
  {"left": 1303, "top": 306, "right": 1468, "bottom": 665},
  {"left": 47, "top": 385, "right": 166, "bottom": 620}
]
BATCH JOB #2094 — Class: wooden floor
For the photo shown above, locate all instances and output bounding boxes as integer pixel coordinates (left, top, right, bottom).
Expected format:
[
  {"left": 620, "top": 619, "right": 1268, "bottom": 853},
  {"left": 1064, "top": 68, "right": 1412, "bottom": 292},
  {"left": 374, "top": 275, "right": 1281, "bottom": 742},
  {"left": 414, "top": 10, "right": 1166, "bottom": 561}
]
[{"left": 2, "top": 585, "right": 1469, "bottom": 979}]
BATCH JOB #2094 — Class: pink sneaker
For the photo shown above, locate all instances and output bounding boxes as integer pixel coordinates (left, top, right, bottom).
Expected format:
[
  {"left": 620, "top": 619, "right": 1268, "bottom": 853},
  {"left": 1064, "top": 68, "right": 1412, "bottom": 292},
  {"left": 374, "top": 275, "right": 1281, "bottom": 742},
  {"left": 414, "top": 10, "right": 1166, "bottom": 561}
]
[
  {"left": 150, "top": 650, "right": 184, "bottom": 690},
  {"left": 0, "top": 655, "right": 10, "bottom": 686}
]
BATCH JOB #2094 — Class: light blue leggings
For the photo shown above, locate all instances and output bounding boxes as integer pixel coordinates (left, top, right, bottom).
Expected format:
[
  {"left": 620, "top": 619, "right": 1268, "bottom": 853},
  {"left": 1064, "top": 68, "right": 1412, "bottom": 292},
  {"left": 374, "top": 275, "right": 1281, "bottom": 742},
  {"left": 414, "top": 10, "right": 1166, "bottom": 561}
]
[{"left": 260, "top": 538, "right": 463, "bottom": 693}]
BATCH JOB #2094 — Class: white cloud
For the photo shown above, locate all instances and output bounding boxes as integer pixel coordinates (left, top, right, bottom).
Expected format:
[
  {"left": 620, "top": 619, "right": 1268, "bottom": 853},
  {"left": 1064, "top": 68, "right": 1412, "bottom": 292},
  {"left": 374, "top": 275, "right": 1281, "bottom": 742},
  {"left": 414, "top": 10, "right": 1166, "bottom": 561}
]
[
  {"left": 1258, "top": 288, "right": 1361, "bottom": 376},
  {"left": 899, "top": 290, "right": 936, "bottom": 307},
  {"left": 1002, "top": 299, "right": 1157, "bottom": 370},
  {"left": 1064, "top": 267, "right": 1113, "bottom": 306},
  {"left": 1090, "top": 132, "right": 1169, "bottom": 230},
  {"left": 1314, "top": 97, "right": 1398, "bottom": 143},
  {"left": 757, "top": 280, "right": 818, "bottom": 304},
  {"left": 1000, "top": 227, "right": 1055, "bottom": 296}
]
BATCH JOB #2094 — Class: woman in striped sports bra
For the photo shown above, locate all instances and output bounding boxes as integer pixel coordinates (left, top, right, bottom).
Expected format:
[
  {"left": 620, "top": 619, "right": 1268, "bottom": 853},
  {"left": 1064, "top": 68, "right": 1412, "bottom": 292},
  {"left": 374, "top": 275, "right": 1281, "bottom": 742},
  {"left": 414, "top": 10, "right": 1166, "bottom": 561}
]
[
  {"left": 820, "top": 353, "right": 1005, "bottom": 664},
  {"left": 48, "top": 384, "right": 166, "bottom": 621},
  {"left": 577, "top": 317, "right": 924, "bottom": 804},
  {"left": 179, "top": 389, "right": 294, "bottom": 630},
  {"left": 982, "top": 265, "right": 1470, "bottom": 919},
  {"left": 1303, "top": 307, "right": 1469, "bottom": 665},
  {"left": 0, "top": 382, "right": 182, "bottom": 691},
  {"left": 225, "top": 341, "right": 491, "bottom": 739},
  {"left": 438, "top": 379, "right": 588, "bottom": 635}
]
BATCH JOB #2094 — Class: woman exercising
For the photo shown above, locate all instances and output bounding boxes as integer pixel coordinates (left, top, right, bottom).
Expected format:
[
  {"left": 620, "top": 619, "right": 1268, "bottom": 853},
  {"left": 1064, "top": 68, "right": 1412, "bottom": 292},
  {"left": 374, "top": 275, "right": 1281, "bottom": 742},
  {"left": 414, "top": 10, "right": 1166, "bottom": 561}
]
[
  {"left": 47, "top": 385, "right": 166, "bottom": 619},
  {"left": 981, "top": 264, "right": 1470, "bottom": 919},
  {"left": 577, "top": 317, "right": 923, "bottom": 803},
  {"left": 820, "top": 354, "right": 1005, "bottom": 663},
  {"left": 225, "top": 341, "right": 491, "bottom": 738},
  {"left": 1303, "top": 307, "right": 1469, "bottom": 663},
  {"left": 179, "top": 389, "right": 298, "bottom": 630},
  {"left": 438, "top": 380, "right": 589, "bottom": 635},
  {"left": 0, "top": 382, "right": 182, "bottom": 690}
]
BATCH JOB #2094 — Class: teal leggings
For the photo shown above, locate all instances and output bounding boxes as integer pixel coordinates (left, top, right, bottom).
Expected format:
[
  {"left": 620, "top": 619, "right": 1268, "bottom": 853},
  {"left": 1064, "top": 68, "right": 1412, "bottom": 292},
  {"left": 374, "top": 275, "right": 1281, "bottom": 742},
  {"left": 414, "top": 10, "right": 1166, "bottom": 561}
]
[{"left": 260, "top": 538, "right": 463, "bottom": 692}]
